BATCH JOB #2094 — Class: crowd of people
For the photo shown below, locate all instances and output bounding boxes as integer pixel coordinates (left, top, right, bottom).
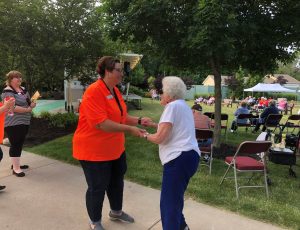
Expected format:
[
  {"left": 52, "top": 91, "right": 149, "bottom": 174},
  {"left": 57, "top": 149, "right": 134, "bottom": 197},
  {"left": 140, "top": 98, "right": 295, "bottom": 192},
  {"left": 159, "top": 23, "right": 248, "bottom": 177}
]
[{"left": 195, "top": 95, "right": 215, "bottom": 105}]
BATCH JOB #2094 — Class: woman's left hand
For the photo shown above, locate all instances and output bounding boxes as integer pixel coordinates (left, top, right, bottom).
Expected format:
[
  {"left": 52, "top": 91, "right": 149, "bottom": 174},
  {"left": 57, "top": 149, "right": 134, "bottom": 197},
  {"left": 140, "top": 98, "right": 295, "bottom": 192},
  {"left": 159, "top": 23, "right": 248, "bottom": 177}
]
[{"left": 30, "top": 102, "right": 36, "bottom": 108}]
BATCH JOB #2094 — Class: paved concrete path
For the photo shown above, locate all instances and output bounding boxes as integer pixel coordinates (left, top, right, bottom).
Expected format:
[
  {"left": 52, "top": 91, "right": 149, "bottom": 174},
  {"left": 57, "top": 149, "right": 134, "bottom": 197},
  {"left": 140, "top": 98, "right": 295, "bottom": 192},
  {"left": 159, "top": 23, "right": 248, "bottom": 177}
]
[{"left": 0, "top": 145, "right": 286, "bottom": 230}]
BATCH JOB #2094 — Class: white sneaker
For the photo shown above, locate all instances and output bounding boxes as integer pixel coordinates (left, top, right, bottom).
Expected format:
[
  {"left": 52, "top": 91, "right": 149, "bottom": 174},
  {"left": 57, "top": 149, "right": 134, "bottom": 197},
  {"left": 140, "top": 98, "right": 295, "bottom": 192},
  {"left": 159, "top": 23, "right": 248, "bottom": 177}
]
[{"left": 230, "top": 129, "right": 234, "bottom": 133}]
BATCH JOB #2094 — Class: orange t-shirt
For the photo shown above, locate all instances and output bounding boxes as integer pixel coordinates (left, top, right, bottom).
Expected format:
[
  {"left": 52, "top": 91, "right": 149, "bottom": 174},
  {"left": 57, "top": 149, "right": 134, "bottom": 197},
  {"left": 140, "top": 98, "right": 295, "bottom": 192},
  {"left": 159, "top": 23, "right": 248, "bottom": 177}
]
[{"left": 72, "top": 79, "right": 127, "bottom": 161}]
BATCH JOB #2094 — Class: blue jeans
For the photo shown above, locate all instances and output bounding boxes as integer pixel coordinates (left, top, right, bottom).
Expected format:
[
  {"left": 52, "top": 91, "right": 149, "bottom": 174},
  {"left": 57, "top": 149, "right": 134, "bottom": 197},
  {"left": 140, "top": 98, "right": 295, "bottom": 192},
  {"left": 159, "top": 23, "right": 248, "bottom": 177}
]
[
  {"left": 198, "top": 138, "right": 212, "bottom": 147},
  {"left": 80, "top": 152, "right": 127, "bottom": 222},
  {"left": 161, "top": 150, "right": 200, "bottom": 230}
]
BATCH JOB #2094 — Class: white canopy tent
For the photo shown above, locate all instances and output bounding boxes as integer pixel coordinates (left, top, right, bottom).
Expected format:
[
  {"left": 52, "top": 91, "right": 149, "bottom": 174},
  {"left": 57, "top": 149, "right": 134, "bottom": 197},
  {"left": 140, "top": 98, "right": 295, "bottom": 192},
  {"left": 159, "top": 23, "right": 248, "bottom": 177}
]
[{"left": 244, "top": 83, "right": 296, "bottom": 93}]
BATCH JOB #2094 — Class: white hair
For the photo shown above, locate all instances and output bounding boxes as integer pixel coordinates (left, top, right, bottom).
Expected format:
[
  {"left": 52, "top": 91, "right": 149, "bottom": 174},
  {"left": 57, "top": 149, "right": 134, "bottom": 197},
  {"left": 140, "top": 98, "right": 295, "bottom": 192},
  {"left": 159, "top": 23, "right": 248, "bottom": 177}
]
[{"left": 162, "top": 76, "right": 186, "bottom": 99}]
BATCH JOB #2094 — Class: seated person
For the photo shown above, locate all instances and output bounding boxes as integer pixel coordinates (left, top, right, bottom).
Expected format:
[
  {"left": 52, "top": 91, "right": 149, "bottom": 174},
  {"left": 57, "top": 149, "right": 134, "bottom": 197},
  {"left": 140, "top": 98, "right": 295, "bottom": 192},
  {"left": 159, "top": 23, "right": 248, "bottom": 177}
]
[
  {"left": 253, "top": 100, "right": 279, "bottom": 132},
  {"left": 247, "top": 96, "right": 255, "bottom": 106},
  {"left": 207, "top": 96, "right": 215, "bottom": 105},
  {"left": 257, "top": 97, "right": 267, "bottom": 109},
  {"left": 192, "top": 104, "right": 211, "bottom": 147},
  {"left": 150, "top": 89, "right": 159, "bottom": 100},
  {"left": 194, "top": 96, "right": 203, "bottom": 104},
  {"left": 277, "top": 99, "right": 287, "bottom": 111},
  {"left": 230, "top": 101, "right": 250, "bottom": 132}
]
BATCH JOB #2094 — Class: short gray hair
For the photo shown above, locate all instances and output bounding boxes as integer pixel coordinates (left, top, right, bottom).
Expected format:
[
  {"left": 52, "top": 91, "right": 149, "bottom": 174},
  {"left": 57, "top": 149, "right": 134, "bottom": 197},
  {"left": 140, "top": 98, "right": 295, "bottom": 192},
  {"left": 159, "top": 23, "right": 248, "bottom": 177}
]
[{"left": 162, "top": 76, "right": 186, "bottom": 99}]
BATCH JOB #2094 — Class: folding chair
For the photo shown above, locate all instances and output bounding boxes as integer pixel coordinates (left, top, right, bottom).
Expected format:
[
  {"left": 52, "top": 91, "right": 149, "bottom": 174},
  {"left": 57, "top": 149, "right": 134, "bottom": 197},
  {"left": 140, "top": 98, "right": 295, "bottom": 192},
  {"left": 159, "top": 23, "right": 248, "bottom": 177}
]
[
  {"left": 204, "top": 112, "right": 214, "bottom": 129},
  {"left": 281, "top": 114, "right": 300, "bottom": 134},
  {"left": 203, "top": 112, "right": 214, "bottom": 119},
  {"left": 211, "top": 113, "right": 228, "bottom": 135},
  {"left": 263, "top": 114, "right": 283, "bottom": 133},
  {"left": 285, "top": 102, "right": 294, "bottom": 115},
  {"left": 235, "top": 114, "right": 255, "bottom": 132},
  {"left": 195, "top": 129, "right": 214, "bottom": 174},
  {"left": 219, "top": 141, "right": 272, "bottom": 199}
]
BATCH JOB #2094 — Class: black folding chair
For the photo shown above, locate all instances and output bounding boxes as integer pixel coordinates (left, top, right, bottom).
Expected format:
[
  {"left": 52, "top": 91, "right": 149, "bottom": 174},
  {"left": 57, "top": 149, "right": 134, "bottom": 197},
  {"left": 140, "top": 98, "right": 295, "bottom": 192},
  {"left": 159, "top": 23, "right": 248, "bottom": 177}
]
[
  {"left": 235, "top": 114, "right": 255, "bottom": 132},
  {"left": 211, "top": 113, "right": 229, "bottom": 135},
  {"left": 263, "top": 114, "right": 283, "bottom": 133},
  {"left": 281, "top": 114, "right": 300, "bottom": 134}
]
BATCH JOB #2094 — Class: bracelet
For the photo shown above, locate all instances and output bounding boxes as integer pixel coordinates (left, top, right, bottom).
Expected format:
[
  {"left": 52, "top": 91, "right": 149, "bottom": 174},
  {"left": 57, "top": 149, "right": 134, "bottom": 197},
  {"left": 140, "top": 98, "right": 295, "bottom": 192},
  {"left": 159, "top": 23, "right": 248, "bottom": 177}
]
[{"left": 138, "top": 117, "right": 142, "bottom": 125}]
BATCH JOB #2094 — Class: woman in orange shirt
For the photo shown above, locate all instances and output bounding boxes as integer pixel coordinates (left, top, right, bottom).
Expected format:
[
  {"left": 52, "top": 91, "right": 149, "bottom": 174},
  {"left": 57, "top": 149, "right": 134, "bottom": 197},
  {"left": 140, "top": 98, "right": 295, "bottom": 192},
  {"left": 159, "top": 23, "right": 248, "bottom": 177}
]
[
  {"left": 0, "top": 97, "right": 15, "bottom": 191},
  {"left": 73, "top": 56, "right": 152, "bottom": 230}
]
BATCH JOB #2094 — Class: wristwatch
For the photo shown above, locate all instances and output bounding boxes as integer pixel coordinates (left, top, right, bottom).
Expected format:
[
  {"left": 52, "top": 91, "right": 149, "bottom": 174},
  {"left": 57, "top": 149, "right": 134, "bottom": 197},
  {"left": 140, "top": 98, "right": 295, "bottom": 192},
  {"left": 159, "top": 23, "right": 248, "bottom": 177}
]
[{"left": 138, "top": 117, "right": 142, "bottom": 125}]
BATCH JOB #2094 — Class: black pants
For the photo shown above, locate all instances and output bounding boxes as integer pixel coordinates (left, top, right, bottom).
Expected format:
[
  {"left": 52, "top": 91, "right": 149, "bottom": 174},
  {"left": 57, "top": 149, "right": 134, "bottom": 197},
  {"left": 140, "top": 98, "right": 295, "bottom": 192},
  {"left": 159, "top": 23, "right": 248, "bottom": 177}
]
[
  {"left": 5, "top": 124, "right": 29, "bottom": 157},
  {"left": 231, "top": 120, "right": 237, "bottom": 130},
  {"left": 80, "top": 152, "right": 127, "bottom": 222}
]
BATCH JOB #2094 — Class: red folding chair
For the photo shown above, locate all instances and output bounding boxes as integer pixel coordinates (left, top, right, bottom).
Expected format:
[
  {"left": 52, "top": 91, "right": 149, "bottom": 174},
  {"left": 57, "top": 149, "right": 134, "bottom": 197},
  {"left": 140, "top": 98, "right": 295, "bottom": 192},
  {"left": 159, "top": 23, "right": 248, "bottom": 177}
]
[
  {"left": 195, "top": 129, "right": 214, "bottom": 174},
  {"left": 219, "top": 141, "right": 272, "bottom": 199}
]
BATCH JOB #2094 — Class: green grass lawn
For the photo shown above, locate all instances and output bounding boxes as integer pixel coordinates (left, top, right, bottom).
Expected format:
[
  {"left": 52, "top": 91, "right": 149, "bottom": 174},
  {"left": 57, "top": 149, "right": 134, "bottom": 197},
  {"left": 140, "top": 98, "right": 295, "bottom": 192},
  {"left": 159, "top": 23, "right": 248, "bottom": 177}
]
[{"left": 25, "top": 98, "right": 300, "bottom": 229}]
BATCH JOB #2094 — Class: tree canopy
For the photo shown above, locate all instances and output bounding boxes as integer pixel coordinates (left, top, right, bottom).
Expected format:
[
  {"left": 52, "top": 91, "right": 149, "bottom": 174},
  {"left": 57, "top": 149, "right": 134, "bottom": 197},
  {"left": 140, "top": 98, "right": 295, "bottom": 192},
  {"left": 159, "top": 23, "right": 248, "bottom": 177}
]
[
  {"left": 0, "top": 0, "right": 103, "bottom": 92},
  {"left": 101, "top": 0, "right": 300, "bottom": 148}
]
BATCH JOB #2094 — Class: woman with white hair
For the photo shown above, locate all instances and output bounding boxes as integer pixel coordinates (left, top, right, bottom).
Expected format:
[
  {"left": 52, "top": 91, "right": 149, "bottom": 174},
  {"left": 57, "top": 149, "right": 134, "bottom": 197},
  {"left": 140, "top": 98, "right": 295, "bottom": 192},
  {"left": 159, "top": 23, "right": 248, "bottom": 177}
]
[{"left": 144, "top": 76, "right": 200, "bottom": 230}]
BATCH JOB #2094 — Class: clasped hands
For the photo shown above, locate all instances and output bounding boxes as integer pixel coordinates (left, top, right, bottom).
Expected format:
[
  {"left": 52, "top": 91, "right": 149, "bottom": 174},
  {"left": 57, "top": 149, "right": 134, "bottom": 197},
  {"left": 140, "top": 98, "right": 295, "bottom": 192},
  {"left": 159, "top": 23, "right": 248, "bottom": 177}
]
[
  {"left": 129, "top": 116, "right": 156, "bottom": 138},
  {"left": 140, "top": 117, "right": 157, "bottom": 128}
]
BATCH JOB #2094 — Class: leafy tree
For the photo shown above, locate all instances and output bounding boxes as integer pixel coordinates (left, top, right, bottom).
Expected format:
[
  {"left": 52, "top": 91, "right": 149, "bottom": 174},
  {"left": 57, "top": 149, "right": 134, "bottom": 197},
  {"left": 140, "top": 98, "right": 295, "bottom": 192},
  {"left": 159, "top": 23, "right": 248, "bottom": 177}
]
[
  {"left": 0, "top": 0, "right": 103, "bottom": 93},
  {"left": 101, "top": 0, "right": 300, "bottom": 151},
  {"left": 126, "top": 63, "right": 145, "bottom": 87},
  {"left": 276, "top": 53, "right": 300, "bottom": 80},
  {"left": 147, "top": 76, "right": 156, "bottom": 89}
]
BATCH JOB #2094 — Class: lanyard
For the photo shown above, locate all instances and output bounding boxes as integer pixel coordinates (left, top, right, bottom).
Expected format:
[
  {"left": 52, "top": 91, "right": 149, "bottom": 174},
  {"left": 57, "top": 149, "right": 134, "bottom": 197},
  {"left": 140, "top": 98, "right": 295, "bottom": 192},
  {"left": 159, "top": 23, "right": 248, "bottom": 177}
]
[
  {"left": 9, "top": 85, "right": 31, "bottom": 106},
  {"left": 101, "top": 79, "right": 123, "bottom": 117}
]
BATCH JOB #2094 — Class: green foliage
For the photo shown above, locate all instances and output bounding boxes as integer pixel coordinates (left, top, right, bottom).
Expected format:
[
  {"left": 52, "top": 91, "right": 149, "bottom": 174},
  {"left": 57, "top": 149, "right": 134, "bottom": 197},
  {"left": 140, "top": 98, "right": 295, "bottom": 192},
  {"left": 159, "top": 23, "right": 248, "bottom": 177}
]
[
  {"left": 128, "top": 85, "right": 146, "bottom": 97},
  {"left": 128, "top": 64, "right": 145, "bottom": 86},
  {"left": 147, "top": 76, "right": 156, "bottom": 89},
  {"left": 276, "top": 53, "right": 300, "bottom": 81},
  {"left": 39, "top": 112, "right": 78, "bottom": 128},
  {"left": 101, "top": 0, "right": 300, "bottom": 148},
  {"left": 39, "top": 111, "right": 52, "bottom": 120},
  {"left": 0, "top": 0, "right": 103, "bottom": 93}
]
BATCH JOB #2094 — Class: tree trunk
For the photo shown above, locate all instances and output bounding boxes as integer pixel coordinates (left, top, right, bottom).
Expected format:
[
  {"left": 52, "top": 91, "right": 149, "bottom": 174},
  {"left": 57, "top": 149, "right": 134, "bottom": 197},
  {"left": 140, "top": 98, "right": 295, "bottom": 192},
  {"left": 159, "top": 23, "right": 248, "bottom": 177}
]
[{"left": 210, "top": 57, "right": 222, "bottom": 154}]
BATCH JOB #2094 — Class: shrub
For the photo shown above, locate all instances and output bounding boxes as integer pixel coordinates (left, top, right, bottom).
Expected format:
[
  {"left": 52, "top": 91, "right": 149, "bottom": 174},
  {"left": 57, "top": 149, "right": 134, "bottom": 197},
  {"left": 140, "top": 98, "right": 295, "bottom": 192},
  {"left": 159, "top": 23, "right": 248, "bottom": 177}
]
[
  {"left": 129, "top": 85, "right": 146, "bottom": 97},
  {"left": 39, "top": 111, "right": 52, "bottom": 120},
  {"left": 38, "top": 112, "right": 78, "bottom": 128},
  {"left": 49, "top": 113, "right": 78, "bottom": 128}
]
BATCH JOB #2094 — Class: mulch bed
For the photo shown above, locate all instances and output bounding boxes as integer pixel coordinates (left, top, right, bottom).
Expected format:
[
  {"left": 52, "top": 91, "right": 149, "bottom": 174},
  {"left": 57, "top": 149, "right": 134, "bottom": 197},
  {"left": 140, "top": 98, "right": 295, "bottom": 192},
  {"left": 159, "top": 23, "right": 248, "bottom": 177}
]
[{"left": 24, "top": 117, "right": 76, "bottom": 147}]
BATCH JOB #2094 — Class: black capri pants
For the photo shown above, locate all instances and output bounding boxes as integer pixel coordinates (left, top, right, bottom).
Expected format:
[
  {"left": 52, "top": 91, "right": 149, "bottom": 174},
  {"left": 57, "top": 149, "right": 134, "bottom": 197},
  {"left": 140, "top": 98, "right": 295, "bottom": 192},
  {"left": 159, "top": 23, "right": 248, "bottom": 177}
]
[{"left": 5, "top": 124, "right": 29, "bottom": 157}]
